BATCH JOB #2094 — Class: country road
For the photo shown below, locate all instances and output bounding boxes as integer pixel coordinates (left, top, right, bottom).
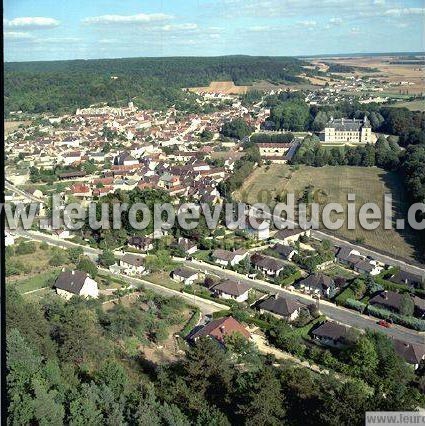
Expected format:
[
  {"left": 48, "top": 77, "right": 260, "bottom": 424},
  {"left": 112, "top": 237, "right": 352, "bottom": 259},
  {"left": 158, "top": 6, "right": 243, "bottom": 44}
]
[
  {"left": 12, "top": 229, "right": 425, "bottom": 345},
  {"left": 184, "top": 259, "right": 425, "bottom": 346}
]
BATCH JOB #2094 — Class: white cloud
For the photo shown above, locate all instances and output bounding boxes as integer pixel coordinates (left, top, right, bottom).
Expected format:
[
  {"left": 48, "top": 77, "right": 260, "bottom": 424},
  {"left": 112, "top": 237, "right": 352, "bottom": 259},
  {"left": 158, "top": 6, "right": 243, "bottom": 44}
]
[
  {"left": 329, "top": 17, "right": 342, "bottom": 25},
  {"left": 4, "top": 31, "right": 35, "bottom": 40},
  {"left": 384, "top": 8, "right": 425, "bottom": 16},
  {"left": 4, "top": 16, "right": 60, "bottom": 30},
  {"left": 82, "top": 13, "right": 173, "bottom": 26},
  {"left": 298, "top": 20, "right": 317, "bottom": 28},
  {"left": 161, "top": 23, "right": 198, "bottom": 31},
  {"left": 248, "top": 25, "right": 271, "bottom": 32}
]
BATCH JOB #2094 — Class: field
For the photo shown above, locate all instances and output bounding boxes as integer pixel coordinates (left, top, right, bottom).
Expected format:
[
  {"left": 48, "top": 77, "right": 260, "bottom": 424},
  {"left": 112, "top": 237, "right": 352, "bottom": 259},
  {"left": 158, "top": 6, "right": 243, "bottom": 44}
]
[
  {"left": 312, "top": 55, "right": 425, "bottom": 95},
  {"left": 235, "top": 164, "right": 423, "bottom": 262},
  {"left": 4, "top": 120, "right": 30, "bottom": 135},
  {"left": 388, "top": 100, "right": 425, "bottom": 112},
  {"left": 188, "top": 80, "right": 249, "bottom": 94}
]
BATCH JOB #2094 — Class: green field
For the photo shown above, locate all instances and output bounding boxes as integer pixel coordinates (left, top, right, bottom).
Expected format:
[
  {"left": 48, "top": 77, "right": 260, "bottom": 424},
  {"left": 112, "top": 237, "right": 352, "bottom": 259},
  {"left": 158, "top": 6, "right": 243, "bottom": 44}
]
[
  {"left": 235, "top": 164, "right": 423, "bottom": 262},
  {"left": 388, "top": 100, "right": 425, "bottom": 111}
]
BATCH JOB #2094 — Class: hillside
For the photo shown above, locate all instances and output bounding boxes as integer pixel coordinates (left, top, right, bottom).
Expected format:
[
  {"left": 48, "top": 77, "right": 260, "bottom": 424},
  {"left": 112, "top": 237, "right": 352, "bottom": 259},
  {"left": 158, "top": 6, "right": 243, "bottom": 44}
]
[{"left": 4, "top": 56, "right": 308, "bottom": 116}]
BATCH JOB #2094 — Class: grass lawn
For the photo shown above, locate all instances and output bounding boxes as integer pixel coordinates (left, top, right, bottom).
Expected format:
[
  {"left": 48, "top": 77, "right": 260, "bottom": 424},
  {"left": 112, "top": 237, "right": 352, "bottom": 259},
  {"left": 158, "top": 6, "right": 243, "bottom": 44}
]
[
  {"left": 144, "top": 271, "right": 183, "bottom": 291},
  {"left": 388, "top": 100, "right": 425, "bottom": 112},
  {"left": 235, "top": 164, "right": 422, "bottom": 262},
  {"left": 8, "top": 268, "right": 61, "bottom": 294},
  {"left": 322, "top": 264, "right": 357, "bottom": 279}
]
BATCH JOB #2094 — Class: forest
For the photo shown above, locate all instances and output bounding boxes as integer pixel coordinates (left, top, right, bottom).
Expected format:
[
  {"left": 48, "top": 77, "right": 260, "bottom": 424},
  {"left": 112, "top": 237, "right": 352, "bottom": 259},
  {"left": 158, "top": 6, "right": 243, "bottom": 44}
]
[
  {"left": 7, "top": 285, "right": 425, "bottom": 426},
  {"left": 4, "top": 56, "right": 308, "bottom": 116}
]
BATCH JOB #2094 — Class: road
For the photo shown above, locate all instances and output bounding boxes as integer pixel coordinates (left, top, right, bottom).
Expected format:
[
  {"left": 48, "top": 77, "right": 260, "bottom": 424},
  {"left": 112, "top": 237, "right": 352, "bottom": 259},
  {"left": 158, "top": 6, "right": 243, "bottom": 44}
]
[
  {"left": 13, "top": 229, "right": 424, "bottom": 344},
  {"left": 5, "top": 181, "right": 44, "bottom": 203},
  {"left": 184, "top": 259, "right": 425, "bottom": 346},
  {"left": 99, "top": 268, "right": 229, "bottom": 316}
]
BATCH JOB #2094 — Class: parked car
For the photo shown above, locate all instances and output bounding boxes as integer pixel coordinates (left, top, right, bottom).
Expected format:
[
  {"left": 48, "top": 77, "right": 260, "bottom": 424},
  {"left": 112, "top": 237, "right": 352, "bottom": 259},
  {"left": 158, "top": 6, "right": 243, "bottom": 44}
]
[{"left": 378, "top": 320, "right": 391, "bottom": 328}]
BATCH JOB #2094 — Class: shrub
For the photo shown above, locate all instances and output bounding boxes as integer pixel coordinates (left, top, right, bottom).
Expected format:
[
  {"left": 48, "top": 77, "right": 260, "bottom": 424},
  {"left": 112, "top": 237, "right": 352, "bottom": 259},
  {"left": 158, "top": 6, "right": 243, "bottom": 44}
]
[
  {"left": 15, "top": 241, "right": 36, "bottom": 255},
  {"left": 344, "top": 298, "right": 366, "bottom": 313}
]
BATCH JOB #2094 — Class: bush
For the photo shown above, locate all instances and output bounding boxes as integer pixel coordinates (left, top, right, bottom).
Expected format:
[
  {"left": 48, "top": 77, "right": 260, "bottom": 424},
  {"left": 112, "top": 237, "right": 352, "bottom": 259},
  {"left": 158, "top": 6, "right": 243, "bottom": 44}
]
[
  {"left": 344, "top": 298, "right": 366, "bottom": 313},
  {"left": 49, "top": 252, "right": 68, "bottom": 266},
  {"left": 366, "top": 305, "right": 425, "bottom": 331},
  {"left": 15, "top": 241, "right": 36, "bottom": 255}
]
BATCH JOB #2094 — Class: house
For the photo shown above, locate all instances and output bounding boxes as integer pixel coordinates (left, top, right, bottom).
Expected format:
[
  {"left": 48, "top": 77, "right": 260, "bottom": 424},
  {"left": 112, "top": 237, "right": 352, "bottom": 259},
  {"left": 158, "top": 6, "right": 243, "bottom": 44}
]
[
  {"left": 257, "top": 295, "right": 303, "bottom": 322},
  {"left": 298, "top": 274, "right": 336, "bottom": 298},
  {"left": 120, "top": 253, "right": 147, "bottom": 275},
  {"left": 250, "top": 253, "right": 286, "bottom": 277},
  {"left": 172, "top": 267, "right": 199, "bottom": 285},
  {"left": 354, "top": 259, "right": 383, "bottom": 276},
  {"left": 54, "top": 270, "right": 99, "bottom": 300},
  {"left": 323, "top": 116, "right": 373, "bottom": 144},
  {"left": 369, "top": 290, "right": 425, "bottom": 318},
  {"left": 114, "top": 152, "right": 139, "bottom": 166},
  {"left": 212, "top": 248, "right": 248, "bottom": 267},
  {"left": 311, "top": 321, "right": 351, "bottom": 348},
  {"left": 274, "top": 228, "right": 310, "bottom": 245},
  {"left": 389, "top": 270, "right": 424, "bottom": 288},
  {"left": 272, "top": 243, "right": 297, "bottom": 261},
  {"left": 212, "top": 279, "right": 251, "bottom": 302},
  {"left": 392, "top": 338, "right": 425, "bottom": 370},
  {"left": 336, "top": 246, "right": 364, "bottom": 268},
  {"left": 5, "top": 232, "right": 15, "bottom": 246},
  {"left": 127, "top": 236, "right": 154, "bottom": 252},
  {"left": 244, "top": 217, "right": 270, "bottom": 240},
  {"left": 176, "top": 237, "right": 198, "bottom": 255},
  {"left": 189, "top": 316, "right": 251, "bottom": 344}
]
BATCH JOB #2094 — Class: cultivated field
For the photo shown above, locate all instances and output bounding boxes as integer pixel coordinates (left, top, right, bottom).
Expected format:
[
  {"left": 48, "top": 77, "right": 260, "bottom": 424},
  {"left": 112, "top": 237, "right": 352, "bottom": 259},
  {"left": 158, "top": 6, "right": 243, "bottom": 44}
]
[
  {"left": 312, "top": 55, "right": 425, "bottom": 95},
  {"left": 388, "top": 100, "right": 425, "bottom": 112},
  {"left": 234, "top": 164, "right": 423, "bottom": 262},
  {"left": 4, "top": 120, "right": 30, "bottom": 135},
  {"left": 188, "top": 80, "right": 249, "bottom": 94}
]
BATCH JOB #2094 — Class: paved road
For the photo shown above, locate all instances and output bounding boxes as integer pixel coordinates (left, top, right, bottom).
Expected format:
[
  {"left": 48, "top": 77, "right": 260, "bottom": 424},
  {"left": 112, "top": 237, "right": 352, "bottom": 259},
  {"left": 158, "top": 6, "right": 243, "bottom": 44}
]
[
  {"left": 99, "top": 268, "right": 229, "bottom": 316},
  {"left": 184, "top": 259, "right": 425, "bottom": 346}
]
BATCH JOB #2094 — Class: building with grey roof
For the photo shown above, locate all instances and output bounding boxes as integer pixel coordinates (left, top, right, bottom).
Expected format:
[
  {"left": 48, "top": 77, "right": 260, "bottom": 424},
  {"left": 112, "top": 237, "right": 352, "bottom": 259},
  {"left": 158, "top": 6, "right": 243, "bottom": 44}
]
[{"left": 323, "top": 115, "right": 373, "bottom": 144}]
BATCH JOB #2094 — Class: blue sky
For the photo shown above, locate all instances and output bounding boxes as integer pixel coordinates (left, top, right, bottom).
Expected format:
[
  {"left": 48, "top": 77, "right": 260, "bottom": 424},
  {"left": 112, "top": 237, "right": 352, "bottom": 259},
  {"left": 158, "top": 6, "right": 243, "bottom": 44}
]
[{"left": 4, "top": 0, "right": 425, "bottom": 62}]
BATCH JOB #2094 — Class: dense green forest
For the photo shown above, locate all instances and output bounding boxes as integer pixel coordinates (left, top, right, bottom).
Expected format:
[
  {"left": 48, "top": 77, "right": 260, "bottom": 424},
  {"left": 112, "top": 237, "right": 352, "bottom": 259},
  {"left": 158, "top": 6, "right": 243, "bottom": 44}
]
[
  {"left": 7, "top": 286, "right": 424, "bottom": 425},
  {"left": 4, "top": 56, "right": 307, "bottom": 116}
]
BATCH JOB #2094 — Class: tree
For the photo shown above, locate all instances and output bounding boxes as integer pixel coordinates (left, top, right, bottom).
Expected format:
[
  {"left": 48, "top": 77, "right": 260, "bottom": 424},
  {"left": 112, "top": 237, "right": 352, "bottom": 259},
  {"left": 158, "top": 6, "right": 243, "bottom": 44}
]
[
  {"left": 98, "top": 249, "right": 116, "bottom": 268},
  {"left": 77, "top": 256, "right": 98, "bottom": 278},
  {"left": 239, "top": 366, "right": 285, "bottom": 425},
  {"left": 68, "top": 247, "right": 84, "bottom": 264},
  {"left": 348, "top": 335, "right": 378, "bottom": 379},
  {"left": 399, "top": 293, "right": 414, "bottom": 316},
  {"left": 221, "top": 118, "right": 254, "bottom": 140}
]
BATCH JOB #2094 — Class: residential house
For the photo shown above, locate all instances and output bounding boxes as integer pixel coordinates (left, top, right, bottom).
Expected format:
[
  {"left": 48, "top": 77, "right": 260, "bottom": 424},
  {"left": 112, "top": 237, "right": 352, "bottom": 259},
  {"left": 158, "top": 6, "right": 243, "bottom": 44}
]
[
  {"left": 389, "top": 270, "right": 424, "bottom": 288},
  {"left": 274, "top": 228, "right": 311, "bottom": 245},
  {"left": 311, "top": 321, "right": 351, "bottom": 348},
  {"left": 272, "top": 243, "right": 297, "bottom": 261},
  {"left": 114, "top": 152, "right": 139, "bottom": 166},
  {"left": 298, "top": 274, "right": 337, "bottom": 298},
  {"left": 336, "top": 246, "right": 364, "bottom": 268},
  {"left": 212, "top": 279, "right": 251, "bottom": 302},
  {"left": 257, "top": 295, "right": 303, "bottom": 322},
  {"left": 172, "top": 267, "right": 199, "bottom": 285},
  {"left": 188, "top": 316, "right": 251, "bottom": 344},
  {"left": 54, "top": 270, "right": 99, "bottom": 300},
  {"left": 245, "top": 218, "right": 270, "bottom": 240},
  {"left": 393, "top": 338, "right": 425, "bottom": 370},
  {"left": 354, "top": 259, "right": 383, "bottom": 276},
  {"left": 120, "top": 253, "right": 147, "bottom": 275},
  {"left": 369, "top": 290, "right": 425, "bottom": 318},
  {"left": 250, "top": 253, "right": 286, "bottom": 278},
  {"left": 212, "top": 248, "right": 248, "bottom": 267},
  {"left": 127, "top": 236, "right": 154, "bottom": 252},
  {"left": 176, "top": 237, "right": 198, "bottom": 255}
]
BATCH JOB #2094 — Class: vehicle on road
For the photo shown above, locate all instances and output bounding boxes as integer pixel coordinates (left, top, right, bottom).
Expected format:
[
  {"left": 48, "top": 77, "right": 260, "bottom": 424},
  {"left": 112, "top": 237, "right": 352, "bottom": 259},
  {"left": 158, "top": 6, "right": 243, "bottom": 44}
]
[{"left": 378, "top": 320, "right": 392, "bottom": 328}]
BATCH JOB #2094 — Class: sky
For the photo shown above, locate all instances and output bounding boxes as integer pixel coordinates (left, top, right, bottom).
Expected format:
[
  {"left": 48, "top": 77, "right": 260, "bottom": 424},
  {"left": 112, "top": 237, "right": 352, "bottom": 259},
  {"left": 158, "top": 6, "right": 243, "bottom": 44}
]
[{"left": 4, "top": 0, "right": 425, "bottom": 62}]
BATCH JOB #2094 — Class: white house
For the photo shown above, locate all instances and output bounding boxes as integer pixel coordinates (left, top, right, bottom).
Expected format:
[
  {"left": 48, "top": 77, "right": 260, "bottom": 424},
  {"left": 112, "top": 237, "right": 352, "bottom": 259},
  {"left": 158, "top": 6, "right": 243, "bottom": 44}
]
[
  {"left": 172, "top": 267, "right": 199, "bottom": 285},
  {"left": 257, "top": 295, "right": 303, "bottom": 322},
  {"left": 120, "top": 253, "right": 147, "bottom": 275},
  {"left": 5, "top": 232, "right": 15, "bottom": 247},
  {"left": 55, "top": 270, "right": 99, "bottom": 300},
  {"left": 212, "top": 248, "right": 248, "bottom": 267},
  {"left": 212, "top": 279, "right": 251, "bottom": 303}
]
